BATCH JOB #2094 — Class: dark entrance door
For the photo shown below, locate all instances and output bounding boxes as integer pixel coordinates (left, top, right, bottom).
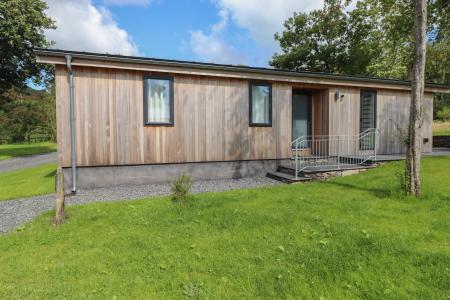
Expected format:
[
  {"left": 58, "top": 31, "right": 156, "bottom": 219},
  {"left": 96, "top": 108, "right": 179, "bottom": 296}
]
[{"left": 292, "top": 91, "right": 312, "bottom": 147}]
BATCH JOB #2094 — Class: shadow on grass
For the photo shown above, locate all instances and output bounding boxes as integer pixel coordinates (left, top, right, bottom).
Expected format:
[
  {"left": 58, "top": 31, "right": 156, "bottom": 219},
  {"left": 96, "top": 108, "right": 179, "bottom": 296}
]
[
  {"left": 45, "top": 169, "right": 57, "bottom": 178},
  {"left": 325, "top": 181, "right": 394, "bottom": 198}
]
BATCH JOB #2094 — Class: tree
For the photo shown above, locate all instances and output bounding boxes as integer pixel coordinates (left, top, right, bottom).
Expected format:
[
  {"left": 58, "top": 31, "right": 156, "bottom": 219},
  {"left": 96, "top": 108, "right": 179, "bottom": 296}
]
[
  {"left": 427, "top": 0, "right": 450, "bottom": 119},
  {"left": 270, "top": 0, "right": 352, "bottom": 74},
  {"left": 0, "top": 86, "right": 56, "bottom": 142},
  {"left": 271, "top": 0, "right": 450, "bottom": 85},
  {"left": 406, "top": 0, "right": 427, "bottom": 196},
  {"left": 0, "top": 0, "right": 55, "bottom": 95},
  {"left": 0, "top": 0, "right": 56, "bottom": 143}
]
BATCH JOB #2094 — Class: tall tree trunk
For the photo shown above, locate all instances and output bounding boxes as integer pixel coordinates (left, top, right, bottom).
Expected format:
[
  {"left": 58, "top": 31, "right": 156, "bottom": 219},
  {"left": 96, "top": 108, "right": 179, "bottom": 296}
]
[{"left": 406, "top": 0, "right": 427, "bottom": 197}]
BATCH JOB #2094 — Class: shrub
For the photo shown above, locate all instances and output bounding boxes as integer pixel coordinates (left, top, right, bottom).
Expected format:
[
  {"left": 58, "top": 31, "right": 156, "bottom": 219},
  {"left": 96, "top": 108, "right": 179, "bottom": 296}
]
[
  {"left": 170, "top": 173, "right": 192, "bottom": 203},
  {"left": 436, "top": 107, "right": 450, "bottom": 121}
]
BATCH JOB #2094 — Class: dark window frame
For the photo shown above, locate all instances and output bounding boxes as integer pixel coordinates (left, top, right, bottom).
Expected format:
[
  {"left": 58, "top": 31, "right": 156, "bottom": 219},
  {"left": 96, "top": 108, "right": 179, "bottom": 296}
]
[
  {"left": 249, "top": 81, "right": 272, "bottom": 127},
  {"left": 143, "top": 75, "right": 174, "bottom": 126},
  {"left": 359, "top": 89, "right": 377, "bottom": 150}
]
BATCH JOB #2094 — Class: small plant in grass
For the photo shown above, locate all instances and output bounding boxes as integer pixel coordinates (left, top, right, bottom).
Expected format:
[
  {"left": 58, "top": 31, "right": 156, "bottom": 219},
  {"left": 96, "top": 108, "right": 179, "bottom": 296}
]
[
  {"left": 393, "top": 169, "right": 407, "bottom": 197},
  {"left": 393, "top": 123, "right": 409, "bottom": 196},
  {"left": 170, "top": 173, "right": 192, "bottom": 203}
]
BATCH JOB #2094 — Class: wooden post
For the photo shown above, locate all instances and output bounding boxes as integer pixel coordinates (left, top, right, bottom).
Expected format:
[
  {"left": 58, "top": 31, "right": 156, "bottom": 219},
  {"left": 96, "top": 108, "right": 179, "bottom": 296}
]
[{"left": 55, "top": 167, "right": 65, "bottom": 225}]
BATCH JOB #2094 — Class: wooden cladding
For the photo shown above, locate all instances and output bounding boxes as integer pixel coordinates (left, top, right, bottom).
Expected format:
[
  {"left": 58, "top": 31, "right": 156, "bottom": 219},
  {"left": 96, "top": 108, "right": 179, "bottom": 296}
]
[
  {"left": 55, "top": 65, "right": 433, "bottom": 168},
  {"left": 327, "top": 88, "right": 433, "bottom": 154},
  {"left": 55, "top": 66, "right": 292, "bottom": 167}
]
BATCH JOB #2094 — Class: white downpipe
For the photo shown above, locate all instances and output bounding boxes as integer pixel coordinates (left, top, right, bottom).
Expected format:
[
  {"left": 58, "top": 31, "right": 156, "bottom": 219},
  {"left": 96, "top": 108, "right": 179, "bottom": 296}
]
[{"left": 65, "top": 55, "right": 77, "bottom": 194}]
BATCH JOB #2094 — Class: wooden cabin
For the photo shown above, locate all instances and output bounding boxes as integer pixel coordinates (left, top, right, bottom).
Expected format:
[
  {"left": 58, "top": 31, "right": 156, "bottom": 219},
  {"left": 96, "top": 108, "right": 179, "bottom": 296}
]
[{"left": 35, "top": 49, "right": 450, "bottom": 190}]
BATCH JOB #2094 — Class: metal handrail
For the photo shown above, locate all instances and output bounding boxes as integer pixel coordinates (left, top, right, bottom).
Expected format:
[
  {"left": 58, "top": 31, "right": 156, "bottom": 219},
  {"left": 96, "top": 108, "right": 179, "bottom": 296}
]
[
  {"left": 291, "top": 128, "right": 378, "bottom": 147},
  {"left": 292, "top": 128, "right": 379, "bottom": 179}
]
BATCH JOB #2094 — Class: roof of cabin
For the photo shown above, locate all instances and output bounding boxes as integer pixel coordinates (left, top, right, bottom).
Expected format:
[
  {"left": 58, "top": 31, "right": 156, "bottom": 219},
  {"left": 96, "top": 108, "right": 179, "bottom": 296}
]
[{"left": 35, "top": 48, "right": 450, "bottom": 93}]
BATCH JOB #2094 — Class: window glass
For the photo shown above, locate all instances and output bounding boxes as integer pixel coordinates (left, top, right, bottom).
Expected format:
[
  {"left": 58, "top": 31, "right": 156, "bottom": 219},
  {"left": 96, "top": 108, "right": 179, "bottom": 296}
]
[
  {"left": 145, "top": 77, "right": 172, "bottom": 124},
  {"left": 360, "top": 91, "right": 377, "bottom": 149},
  {"left": 251, "top": 84, "right": 271, "bottom": 125}
]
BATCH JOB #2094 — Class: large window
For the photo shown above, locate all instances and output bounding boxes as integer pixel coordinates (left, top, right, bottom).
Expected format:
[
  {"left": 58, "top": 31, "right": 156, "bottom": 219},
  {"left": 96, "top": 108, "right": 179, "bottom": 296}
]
[
  {"left": 249, "top": 82, "right": 272, "bottom": 126},
  {"left": 144, "top": 76, "right": 174, "bottom": 125},
  {"left": 360, "top": 90, "right": 377, "bottom": 150}
]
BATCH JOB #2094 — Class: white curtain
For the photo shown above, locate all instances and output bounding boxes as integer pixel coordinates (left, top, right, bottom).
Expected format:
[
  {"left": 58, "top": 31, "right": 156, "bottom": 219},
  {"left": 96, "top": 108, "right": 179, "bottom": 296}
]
[
  {"left": 252, "top": 85, "right": 269, "bottom": 124},
  {"left": 147, "top": 79, "right": 170, "bottom": 123}
]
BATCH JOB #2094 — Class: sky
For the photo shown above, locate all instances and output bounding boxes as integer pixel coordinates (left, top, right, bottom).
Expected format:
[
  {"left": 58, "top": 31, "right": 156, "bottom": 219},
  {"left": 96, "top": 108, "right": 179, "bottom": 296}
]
[{"left": 43, "top": 0, "right": 326, "bottom": 67}]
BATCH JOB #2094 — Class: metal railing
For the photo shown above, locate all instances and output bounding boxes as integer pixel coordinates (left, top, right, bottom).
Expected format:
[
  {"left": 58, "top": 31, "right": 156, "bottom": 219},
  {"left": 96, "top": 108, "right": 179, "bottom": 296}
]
[{"left": 291, "top": 128, "right": 379, "bottom": 178}]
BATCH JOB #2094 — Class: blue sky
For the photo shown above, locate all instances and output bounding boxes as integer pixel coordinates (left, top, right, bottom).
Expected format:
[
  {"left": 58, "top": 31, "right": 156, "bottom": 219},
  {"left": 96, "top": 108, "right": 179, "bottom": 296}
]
[{"left": 43, "top": 0, "right": 325, "bottom": 67}]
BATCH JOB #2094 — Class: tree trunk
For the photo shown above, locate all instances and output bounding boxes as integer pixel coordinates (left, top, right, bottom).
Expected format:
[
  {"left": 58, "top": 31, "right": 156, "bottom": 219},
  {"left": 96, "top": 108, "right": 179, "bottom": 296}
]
[
  {"left": 55, "top": 167, "right": 65, "bottom": 225},
  {"left": 406, "top": 0, "right": 427, "bottom": 197}
]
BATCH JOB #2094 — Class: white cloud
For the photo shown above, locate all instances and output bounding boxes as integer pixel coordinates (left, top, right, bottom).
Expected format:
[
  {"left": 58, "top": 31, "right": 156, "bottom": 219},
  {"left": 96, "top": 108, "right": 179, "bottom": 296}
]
[
  {"left": 44, "top": 0, "right": 139, "bottom": 55},
  {"left": 189, "top": 0, "right": 329, "bottom": 65},
  {"left": 189, "top": 31, "right": 245, "bottom": 64},
  {"left": 216, "top": 0, "right": 325, "bottom": 45},
  {"left": 189, "top": 9, "right": 246, "bottom": 64}
]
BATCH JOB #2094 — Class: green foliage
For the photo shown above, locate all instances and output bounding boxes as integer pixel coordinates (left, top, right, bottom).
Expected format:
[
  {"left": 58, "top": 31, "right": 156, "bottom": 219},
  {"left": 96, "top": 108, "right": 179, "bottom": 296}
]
[
  {"left": 170, "top": 173, "right": 192, "bottom": 202},
  {"left": 434, "top": 94, "right": 450, "bottom": 120},
  {"left": 0, "top": 142, "right": 56, "bottom": 161},
  {"left": 0, "top": 85, "right": 56, "bottom": 143},
  {"left": 353, "top": 0, "right": 415, "bottom": 80},
  {"left": 0, "top": 0, "right": 55, "bottom": 94},
  {"left": 0, "top": 157, "right": 449, "bottom": 298},
  {"left": 436, "top": 106, "right": 450, "bottom": 121},
  {"left": 270, "top": 0, "right": 352, "bottom": 73},
  {"left": 0, "top": 0, "right": 56, "bottom": 143},
  {"left": 0, "top": 163, "right": 56, "bottom": 200},
  {"left": 271, "top": 0, "right": 450, "bottom": 85}
]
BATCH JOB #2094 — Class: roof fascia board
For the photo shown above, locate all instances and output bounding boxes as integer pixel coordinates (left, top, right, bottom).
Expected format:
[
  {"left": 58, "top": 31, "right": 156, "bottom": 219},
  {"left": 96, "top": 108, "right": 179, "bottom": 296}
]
[{"left": 35, "top": 49, "right": 450, "bottom": 94}]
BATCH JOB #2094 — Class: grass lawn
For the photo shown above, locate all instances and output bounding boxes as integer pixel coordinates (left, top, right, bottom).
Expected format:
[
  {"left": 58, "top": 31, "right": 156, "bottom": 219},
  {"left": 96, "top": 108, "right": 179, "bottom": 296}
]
[
  {"left": 0, "top": 163, "right": 56, "bottom": 200},
  {"left": 433, "top": 121, "right": 450, "bottom": 136},
  {"left": 0, "top": 142, "right": 56, "bottom": 161},
  {"left": 0, "top": 157, "right": 449, "bottom": 299}
]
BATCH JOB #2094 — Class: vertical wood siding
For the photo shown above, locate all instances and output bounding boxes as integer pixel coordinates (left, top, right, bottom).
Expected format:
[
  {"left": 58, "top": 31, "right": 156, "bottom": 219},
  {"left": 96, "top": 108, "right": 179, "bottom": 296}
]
[
  {"left": 312, "top": 89, "right": 330, "bottom": 137},
  {"left": 56, "top": 66, "right": 292, "bottom": 167},
  {"left": 376, "top": 90, "right": 433, "bottom": 154},
  {"left": 327, "top": 87, "right": 433, "bottom": 155},
  {"left": 55, "top": 66, "right": 434, "bottom": 167}
]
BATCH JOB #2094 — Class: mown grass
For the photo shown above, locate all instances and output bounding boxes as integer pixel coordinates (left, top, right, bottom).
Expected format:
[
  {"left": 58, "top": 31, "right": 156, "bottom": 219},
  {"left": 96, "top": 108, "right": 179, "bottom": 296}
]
[
  {"left": 0, "top": 163, "right": 56, "bottom": 200},
  {"left": 433, "top": 121, "right": 450, "bottom": 136},
  {"left": 0, "top": 157, "right": 449, "bottom": 299},
  {"left": 0, "top": 142, "right": 56, "bottom": 160}
]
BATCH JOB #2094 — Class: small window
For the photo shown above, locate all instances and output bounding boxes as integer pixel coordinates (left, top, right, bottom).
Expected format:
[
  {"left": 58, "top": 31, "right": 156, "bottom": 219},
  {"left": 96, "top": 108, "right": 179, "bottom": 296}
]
[
  {"left": 360, "top": 90, "right": 377, "bottom": 150},
  {"left": 249, "top": 82, "right": 272, "bottom": 126},
  {"left": 144, "top": 76, "right": 174, "bottom": 125}
]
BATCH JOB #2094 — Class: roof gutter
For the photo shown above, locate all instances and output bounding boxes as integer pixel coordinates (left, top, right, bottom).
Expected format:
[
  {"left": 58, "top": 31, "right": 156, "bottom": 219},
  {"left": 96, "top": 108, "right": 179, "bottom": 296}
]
[{"left": 65, "top": 55, "right": 77, "bottom": 194}]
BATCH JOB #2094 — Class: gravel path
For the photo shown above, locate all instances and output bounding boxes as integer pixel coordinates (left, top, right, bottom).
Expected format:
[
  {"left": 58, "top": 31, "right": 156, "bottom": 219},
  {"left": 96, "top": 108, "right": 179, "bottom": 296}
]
[
  {"left": 0, "top": 177, "right": 279, "bottom": 234},
  {"left": 0, "top": 152, "right": 57, "bottom": 173}
]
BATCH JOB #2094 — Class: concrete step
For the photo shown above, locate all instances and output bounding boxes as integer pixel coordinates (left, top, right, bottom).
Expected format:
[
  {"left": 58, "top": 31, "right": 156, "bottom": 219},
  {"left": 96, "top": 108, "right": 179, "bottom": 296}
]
[
  {"left": 300, "top": 164, "right": 376, "bottom": 174},
  {"left": 277, "top": 165, "right": 296, "bottom": 176},
  {"left": 278, "top": 163, "right": 375, "bottom": 174},
  {"left": 267, "top": 171, "right": 311, "bottom": 184}
]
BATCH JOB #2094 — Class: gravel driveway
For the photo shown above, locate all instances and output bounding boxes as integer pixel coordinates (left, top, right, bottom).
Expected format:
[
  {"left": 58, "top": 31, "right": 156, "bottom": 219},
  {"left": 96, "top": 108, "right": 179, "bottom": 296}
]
[
  {"left": 0, "top": 152, "right": 57, "bottom": 173},
  {"left": 0, "top": 177, "right": 279, "bottom": 234}
]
